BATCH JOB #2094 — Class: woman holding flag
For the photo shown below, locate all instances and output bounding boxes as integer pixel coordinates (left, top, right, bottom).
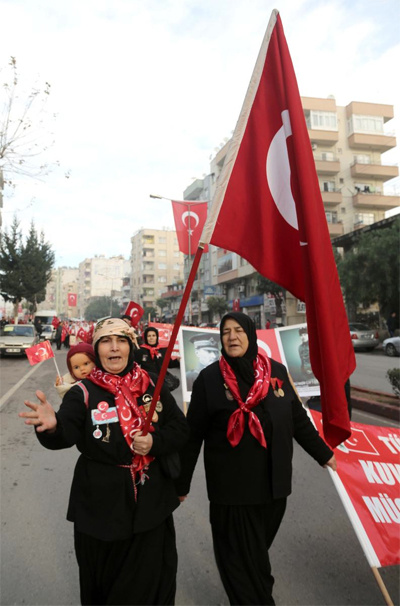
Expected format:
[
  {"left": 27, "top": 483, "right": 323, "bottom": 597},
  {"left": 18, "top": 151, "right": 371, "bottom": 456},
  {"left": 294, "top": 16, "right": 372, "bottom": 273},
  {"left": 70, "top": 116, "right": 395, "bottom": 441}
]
[
  {"left": 19, "top": 318, "right": 188, "bottom": 605},
  {"left": 176, "top": 311, "right": 336, "bottom": 606}
]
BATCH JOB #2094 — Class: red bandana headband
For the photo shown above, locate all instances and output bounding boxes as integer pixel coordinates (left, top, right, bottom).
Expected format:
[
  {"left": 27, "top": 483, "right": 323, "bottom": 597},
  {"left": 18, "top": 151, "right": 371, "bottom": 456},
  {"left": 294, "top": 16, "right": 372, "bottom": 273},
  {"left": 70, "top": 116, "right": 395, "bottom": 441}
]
[{"left": 219, "top": 353, "right": 271, "bottom": 448}]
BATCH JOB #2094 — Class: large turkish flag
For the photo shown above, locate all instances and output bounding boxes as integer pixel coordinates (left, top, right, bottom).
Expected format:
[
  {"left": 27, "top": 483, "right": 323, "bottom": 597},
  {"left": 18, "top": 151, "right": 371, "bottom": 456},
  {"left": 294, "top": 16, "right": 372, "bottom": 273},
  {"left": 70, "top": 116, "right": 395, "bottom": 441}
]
[{"left": 200, "top": 11, "right": 355, "bottom": 448}]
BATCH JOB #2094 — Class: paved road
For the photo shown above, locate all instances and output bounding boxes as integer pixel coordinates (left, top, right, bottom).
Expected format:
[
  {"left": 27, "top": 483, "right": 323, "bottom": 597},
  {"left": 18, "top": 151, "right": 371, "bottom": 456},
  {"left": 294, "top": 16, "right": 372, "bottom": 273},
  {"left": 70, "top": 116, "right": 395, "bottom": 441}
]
[
  {"left": 1, "top": 349, "right": 399, "bottom": 606},
  {"left": 352, "top": 347, "right": 400, "bottom": 394}
]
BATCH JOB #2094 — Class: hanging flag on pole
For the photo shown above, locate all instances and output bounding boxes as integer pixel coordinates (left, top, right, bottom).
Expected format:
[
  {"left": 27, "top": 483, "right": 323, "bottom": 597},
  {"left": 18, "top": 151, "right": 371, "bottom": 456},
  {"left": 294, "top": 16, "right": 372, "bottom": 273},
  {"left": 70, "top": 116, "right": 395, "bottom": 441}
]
[
  {"left": 171, "top": 200, "right": 209, "bottom": 254},
  {"left": 200, "top": 10, "right": 355, "bottom": 448},
  {"left": 68, "top": 293, "right": 77, "bottom": 307}
]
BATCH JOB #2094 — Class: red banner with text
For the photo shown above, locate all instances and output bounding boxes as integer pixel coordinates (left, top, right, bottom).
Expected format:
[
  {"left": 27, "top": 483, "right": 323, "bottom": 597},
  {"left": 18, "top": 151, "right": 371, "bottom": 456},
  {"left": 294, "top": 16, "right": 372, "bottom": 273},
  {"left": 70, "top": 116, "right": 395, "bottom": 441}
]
[{"left": 310, "top": 410, "right": 400, "bottom": 568}]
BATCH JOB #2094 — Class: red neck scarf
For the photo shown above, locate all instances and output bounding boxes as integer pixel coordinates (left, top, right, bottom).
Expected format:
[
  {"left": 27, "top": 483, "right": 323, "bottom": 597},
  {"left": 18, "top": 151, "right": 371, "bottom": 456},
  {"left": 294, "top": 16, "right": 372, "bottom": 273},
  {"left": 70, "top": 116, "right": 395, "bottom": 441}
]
[
  {"left": 89, "top": 364, "right": 154, "bottom": 486},
  {"left": 219, "top": 354, "right": 271, "bottom": 448},
  {"left": 141, "top": 344, "right": 161, "bottom": 359}
]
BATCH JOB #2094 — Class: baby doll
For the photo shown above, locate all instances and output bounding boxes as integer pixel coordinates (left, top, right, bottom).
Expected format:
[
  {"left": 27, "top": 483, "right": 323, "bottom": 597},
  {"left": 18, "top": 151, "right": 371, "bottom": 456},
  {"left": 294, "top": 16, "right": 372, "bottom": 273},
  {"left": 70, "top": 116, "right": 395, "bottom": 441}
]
[{"left": 55, "top": 342, "right": 96, "bottom": 398}]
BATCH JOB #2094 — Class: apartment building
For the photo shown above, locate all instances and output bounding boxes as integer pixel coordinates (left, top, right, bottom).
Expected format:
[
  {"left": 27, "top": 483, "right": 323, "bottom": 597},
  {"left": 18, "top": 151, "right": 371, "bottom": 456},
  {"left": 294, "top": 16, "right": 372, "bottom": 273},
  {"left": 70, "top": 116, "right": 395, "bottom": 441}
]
[
  {"left": 130, "top": 229, "right": 184, "bottom": 311},
  {"left": 77, "top": 255, "right": 130, "bottom": 317},
  {"left": 302, "top": 97, "right": 398, "bottom": 235},
  {"left": 40, "top": 267, "right": 79, "bottom": 318}
]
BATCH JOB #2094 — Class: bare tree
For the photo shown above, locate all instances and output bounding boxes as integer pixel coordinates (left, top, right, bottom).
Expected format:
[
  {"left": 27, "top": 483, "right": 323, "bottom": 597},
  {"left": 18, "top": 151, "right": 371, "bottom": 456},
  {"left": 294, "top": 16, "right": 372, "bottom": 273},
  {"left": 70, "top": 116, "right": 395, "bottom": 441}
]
[{"left": 0, "top": 57, "right": 60, "bottom": 224}]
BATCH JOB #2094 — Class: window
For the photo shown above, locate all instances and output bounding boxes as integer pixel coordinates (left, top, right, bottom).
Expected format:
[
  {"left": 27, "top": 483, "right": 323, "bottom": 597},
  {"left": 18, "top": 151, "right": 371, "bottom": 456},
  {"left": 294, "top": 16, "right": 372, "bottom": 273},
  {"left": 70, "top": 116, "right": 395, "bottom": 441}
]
[
  {"left": 158, "top": 250, "right": 167, "bottom": 257},
  {"left": 158, "top": 276, "right": 167, "bottom": 283},
  {"left": 173, "top": 251, "right": 180, "bottom": 257},
  {"left": 321, "top": 180, "right": 335, "bottom": 192},
  {"left": 158, "top": 263, "right": 167, "bottom": 269},
  {"left": 308, "top": 110, "right": 338, "bottom": 131},
  {"left": 321, "top": 151, "right": 334, "bottom": 161},
  {"left": 354, "top": 154, "right": 371, "bottom": 164},
  {"left": 325, "top": 211, "right": 338, "bottom": 224},
  {"left": 173, "top": 263, "right": 180, "bottom": 270},
  {"left": 158, "top": 237, "right": 167, "bottom": 244},
  {"left": 348, "top": 115, "right": 384, "bottom": 135},
  {"left": 354, "top": 213, "right": 374, "bottom": 226}
]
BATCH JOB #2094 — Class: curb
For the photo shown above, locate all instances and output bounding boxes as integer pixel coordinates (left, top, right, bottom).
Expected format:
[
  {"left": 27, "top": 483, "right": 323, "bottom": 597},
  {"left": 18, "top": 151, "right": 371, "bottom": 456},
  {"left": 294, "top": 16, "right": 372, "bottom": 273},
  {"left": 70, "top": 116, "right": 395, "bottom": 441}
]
[{"left": 351, "top": 396, "right": 400, "bottom": 423}]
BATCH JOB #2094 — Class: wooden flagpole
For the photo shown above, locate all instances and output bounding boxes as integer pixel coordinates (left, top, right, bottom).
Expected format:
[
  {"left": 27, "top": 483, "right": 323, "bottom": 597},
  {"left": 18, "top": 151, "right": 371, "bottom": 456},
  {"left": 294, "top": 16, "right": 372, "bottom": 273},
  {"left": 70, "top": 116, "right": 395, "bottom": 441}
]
[
  {"left": 371, "top": 567, "right": 394, "bottom": 606},
  {"left": 142, "top": 245, "right": 205, "bottom": 434}
]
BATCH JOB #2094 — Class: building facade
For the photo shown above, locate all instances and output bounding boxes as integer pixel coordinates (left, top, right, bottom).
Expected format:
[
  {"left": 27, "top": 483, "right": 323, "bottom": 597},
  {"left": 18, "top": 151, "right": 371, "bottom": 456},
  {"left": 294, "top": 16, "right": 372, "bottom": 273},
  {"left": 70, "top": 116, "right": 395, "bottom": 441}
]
[
  {"left": 77, "top": 255, "right": 130, "bottom": 318},
  {"left": 40, "top": 267, "right": 79, "bottom": 318},
  {"left": 130, "top": 229, "right": 184, "bottom": 313}
]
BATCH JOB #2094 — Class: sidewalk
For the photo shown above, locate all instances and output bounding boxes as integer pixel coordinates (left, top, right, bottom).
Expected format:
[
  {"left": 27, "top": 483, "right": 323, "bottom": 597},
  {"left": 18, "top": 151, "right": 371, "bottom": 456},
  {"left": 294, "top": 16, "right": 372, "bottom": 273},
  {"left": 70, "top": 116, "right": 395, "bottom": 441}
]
[{"left": 351, "top": 385, "right": 399, "bottom": 423}]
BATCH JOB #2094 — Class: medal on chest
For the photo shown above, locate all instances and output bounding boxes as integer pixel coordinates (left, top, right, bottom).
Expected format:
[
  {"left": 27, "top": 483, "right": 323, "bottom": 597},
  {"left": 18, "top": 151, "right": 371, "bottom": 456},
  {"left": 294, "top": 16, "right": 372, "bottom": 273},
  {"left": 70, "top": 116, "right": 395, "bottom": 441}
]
[
  {"left": 271, "top": 378, "right": 285, "bottom": 398},
  {"left": 91, "top": 401, "right": 118, "bottom": 441},
  {"left": 223, "top": 383, "right": 235, "bottom": 401}
]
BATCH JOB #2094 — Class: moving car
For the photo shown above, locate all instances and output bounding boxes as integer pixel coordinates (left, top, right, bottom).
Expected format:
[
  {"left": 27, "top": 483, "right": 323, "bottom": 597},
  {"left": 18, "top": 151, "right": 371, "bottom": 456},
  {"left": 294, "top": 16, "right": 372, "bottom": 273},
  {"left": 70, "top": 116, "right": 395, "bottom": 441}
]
[
  {"left": 349, "top": 323, "right": 379, "bottom": 352},
  {"left": 382, "top": 336, "right": 400, "bottom": 357},
  {"left": 0, "top": 324, "right": 38, "bottom": 357},
  {"left": 39, "top": 324, "right": 56, "bottom": 342}
]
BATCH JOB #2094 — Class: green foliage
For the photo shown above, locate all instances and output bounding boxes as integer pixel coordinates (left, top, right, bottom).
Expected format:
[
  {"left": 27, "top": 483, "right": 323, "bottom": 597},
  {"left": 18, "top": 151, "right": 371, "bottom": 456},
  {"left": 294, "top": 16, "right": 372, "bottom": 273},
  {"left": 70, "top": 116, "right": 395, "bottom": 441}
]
[
  {"left": 156, "top": 297, "right": 168, "bottom": 310},
  {"left": 386, "top": 368, "right": 400, "bottom": 397},
  {"left": 337, "top": 218, "right": 400, "bottom": 320},
  {"left": 144, "top": 306, "right": 158, "bottom": 321},
  {"left": 0, "top": 216, "right": 54, "bottom": 314},
  {"left": 206, "top": 296, "right": 228, "bottom": 320},
  {"left": 84, "top": 296, "right": 121, "bottom": 321}
]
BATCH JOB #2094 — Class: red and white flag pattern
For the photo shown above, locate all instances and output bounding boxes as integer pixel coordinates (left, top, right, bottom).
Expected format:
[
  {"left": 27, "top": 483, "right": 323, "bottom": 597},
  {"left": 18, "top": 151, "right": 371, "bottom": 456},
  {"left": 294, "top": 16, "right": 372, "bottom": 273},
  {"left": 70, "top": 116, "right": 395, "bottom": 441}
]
[
  {"left": 200, "top": 11, "right": 355, "bottom": 448},
  {"left": 68, "top": 293, "right": 77, "bottom": 307},
  {"left": 25, "top": 340, "right": 54, "bottom": 365},
  {"left": 172, "top": 200, "right": 208, "bottom": 254},
  {"left": 124, "top": 301, "right": 144, "bottom": 326}
]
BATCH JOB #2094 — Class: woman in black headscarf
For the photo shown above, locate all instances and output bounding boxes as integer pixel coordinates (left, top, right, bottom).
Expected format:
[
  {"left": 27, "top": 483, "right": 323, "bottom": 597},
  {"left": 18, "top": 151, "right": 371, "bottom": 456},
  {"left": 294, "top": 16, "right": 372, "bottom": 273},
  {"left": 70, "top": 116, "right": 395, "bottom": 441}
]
[
  {"left": 135, "top": 327, "right": 180, "bottom": 390},
  {"left": 19, "top": 318, "right": 188, "bottom": 605},
  {"left": 175, "top": 311, "right": 336, "bottom": 606}
]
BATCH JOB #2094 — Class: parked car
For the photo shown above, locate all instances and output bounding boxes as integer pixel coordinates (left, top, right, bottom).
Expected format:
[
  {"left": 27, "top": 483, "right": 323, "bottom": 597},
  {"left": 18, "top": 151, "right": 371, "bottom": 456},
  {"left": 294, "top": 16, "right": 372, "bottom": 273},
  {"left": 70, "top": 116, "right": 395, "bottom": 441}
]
[
  {"left": 349, "top": 323, "right": 379, "bottom": 352},
  {"left": 382, "top": 336, "right": 400, "bottom": 357},
  {"left": 39, "top": 324, "right": 56, "bottom": 342},
  {"left": 0, "top": 324, "right": 38, "bottom": 357}
]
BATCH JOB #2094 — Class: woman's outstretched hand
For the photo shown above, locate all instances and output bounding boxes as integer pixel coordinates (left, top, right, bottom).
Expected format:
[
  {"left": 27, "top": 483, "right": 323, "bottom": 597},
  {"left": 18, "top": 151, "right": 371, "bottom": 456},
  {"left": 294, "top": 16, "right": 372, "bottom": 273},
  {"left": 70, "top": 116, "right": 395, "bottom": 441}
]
[{"left": 19, "top": 390, "right": 57, "bottom": 433}]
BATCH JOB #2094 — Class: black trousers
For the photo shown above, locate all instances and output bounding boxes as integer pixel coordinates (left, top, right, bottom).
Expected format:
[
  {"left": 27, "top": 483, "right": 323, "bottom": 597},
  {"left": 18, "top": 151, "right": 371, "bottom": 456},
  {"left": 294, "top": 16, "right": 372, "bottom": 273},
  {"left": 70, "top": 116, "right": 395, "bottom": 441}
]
[
  {"left": 210, "top": 500, "right": 287, "bottom": 606},
  {"left": 74, "top": 515, "right": 177, "bottom": 605}
]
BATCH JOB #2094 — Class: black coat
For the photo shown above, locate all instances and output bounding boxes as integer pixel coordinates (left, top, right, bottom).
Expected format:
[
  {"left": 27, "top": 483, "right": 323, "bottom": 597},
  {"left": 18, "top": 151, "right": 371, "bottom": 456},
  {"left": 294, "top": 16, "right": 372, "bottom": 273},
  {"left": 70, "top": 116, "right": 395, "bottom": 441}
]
[
  {"left": 134, "top": 346, "right": 180, "bottom": 376},
  {"left": 36, "top": 375, "right": 189, "bottom": 540},
  {"left": 175, "top": 359, "right": 333, "bottom": 504}
]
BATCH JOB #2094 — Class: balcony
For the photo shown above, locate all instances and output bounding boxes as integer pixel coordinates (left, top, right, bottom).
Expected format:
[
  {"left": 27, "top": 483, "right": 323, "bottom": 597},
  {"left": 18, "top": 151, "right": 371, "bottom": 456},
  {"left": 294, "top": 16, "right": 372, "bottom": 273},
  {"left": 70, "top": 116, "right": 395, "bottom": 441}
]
[
  {"left": 321, "top": 190, "right": 342, "bottom": 206},
  {"left": 315, "top": 158, "right": 340, "bottom": 175},
  {"left": 327, "top": 222, "right": 344, "bottom": 237},
  {"left": 350, "top": 162, "right": 399, "bottom": 181},
  {"left": 352, "top": 192, "right": 400, "bottom": 210},
  {"left": 348, "top": 132, "right": 396, "bottom": 153},
  {"left": 308, "top": 129, "right": 339, "bottom": 146}
]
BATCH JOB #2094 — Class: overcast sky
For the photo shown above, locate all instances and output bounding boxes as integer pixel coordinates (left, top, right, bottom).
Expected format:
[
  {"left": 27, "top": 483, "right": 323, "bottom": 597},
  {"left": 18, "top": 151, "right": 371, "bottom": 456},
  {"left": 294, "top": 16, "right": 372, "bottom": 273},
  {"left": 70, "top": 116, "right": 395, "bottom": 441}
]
[{"left": 1, "top": 0, "right": 399, "bottom": 268}]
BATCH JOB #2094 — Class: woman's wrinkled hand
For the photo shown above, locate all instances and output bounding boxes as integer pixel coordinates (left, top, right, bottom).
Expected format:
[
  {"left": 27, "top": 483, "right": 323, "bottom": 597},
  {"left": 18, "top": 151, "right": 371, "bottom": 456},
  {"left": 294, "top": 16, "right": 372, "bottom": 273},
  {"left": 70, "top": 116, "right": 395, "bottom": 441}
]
[
  {"left": 133, "top": 431, "right": 153, "bottom": 456},
  {"left": 19, "top": 390, "right": 57, "bottom": 433}
]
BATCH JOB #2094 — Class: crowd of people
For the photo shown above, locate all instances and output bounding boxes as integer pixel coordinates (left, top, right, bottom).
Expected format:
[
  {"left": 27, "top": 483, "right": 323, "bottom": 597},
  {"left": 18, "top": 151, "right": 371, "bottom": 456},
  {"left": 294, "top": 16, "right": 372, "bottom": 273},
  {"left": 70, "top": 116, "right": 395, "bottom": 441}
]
[{"left": 19, "top": 312, "right": 338, "bottom": 606}]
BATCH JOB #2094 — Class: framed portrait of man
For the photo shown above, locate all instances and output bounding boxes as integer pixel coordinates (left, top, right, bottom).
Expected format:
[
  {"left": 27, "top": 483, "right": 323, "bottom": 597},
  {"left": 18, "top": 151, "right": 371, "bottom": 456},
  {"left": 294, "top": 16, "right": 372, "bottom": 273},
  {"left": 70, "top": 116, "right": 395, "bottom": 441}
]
[{"left": 179, "top": 326, "right": 220, "bottom": 402}]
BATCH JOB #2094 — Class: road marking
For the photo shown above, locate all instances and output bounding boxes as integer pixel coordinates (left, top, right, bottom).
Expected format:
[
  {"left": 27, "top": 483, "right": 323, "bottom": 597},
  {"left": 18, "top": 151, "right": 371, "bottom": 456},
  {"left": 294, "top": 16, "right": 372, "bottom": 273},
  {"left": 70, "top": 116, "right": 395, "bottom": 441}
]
[{"left": 0, "top": 364, "right": 41, "bottom": 411}]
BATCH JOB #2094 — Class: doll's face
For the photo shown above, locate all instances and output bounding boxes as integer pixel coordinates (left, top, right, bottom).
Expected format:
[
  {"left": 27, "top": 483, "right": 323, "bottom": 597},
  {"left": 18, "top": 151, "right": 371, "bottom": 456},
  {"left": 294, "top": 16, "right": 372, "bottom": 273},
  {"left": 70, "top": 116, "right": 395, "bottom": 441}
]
[{"left": 69, "top": 353, "right": 95, "bottom": 380}]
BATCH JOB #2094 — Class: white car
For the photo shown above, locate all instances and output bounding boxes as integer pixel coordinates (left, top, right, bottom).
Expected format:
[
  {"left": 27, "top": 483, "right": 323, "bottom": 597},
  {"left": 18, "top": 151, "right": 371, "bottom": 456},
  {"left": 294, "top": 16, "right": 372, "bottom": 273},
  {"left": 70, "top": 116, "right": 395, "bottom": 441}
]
[
  {"left": 382, "top": 336, "right": 400, "bottom": 357},
  {"left": 0, "top": 324, "right": 38, "bottom": 357}
]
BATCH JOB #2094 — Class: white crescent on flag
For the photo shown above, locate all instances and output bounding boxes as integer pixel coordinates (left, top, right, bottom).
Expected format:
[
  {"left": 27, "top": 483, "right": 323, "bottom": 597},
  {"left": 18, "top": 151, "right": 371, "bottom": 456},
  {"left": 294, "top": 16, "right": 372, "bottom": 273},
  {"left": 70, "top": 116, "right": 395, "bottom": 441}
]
[{"left": 182, "top": 211, "right": 199, "bottom": 235}]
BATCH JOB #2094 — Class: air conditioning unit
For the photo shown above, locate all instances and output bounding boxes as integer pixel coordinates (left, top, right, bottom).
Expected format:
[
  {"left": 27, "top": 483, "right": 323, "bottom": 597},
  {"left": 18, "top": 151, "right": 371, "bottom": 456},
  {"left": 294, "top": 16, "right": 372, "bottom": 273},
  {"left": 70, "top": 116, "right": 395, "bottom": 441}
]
[
  {"left": 311, "top": 143, "right": 317, "bottom": 150},
  {"left": 238, "top": 285, "right": 245, "bottom": 293}
]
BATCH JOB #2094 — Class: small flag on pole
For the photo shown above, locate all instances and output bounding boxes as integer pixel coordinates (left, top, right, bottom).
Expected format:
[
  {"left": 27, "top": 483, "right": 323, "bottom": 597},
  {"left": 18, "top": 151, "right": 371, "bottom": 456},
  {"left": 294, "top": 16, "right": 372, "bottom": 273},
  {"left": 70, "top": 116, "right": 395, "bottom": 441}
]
[
  {"left": 124, "top": 301, "right": 144, "bottom": 326},
  {"left": 25, "top": 340, "right": 55, "bottom": 366}
]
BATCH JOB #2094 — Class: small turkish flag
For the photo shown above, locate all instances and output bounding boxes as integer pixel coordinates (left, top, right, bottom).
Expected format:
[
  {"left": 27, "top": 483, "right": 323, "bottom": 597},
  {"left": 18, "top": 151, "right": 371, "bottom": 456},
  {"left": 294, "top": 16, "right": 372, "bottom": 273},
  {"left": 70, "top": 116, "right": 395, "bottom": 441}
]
[
  {"left": 171, "top": 200, "right": 209, "bottom": 254},
  {"left": 124, "top": 301, "right": 144, "bottom": 326},
  {"left": 25, "top": 340, "right": 54, "bottom": 365},
  {"left": 68, "top": 293, "right": 77, "bottom": 307}
]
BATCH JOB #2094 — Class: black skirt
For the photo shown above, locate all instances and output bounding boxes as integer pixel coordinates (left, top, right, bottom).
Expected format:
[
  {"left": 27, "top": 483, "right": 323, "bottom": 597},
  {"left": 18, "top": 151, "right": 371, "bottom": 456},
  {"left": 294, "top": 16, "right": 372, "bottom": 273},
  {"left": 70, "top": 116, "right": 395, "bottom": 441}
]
[
  {"left": 210, "top": 500, "right": 287, "bottom": 606},
  {"left": 74, "top": 515, "right": 177, "bottom": 605}
]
